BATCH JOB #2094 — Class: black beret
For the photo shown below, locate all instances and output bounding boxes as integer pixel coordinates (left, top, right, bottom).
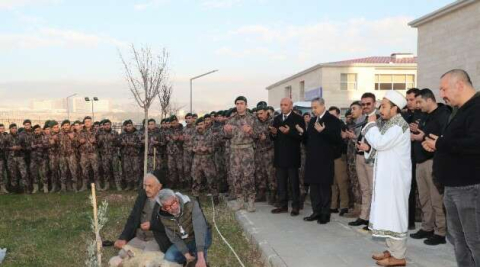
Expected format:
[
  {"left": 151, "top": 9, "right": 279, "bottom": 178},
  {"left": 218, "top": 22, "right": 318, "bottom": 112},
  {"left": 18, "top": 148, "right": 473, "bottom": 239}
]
[
  {"left": 170, "top": 115, "right": 178, "bottom": 121},
  {"left": 9, "top": 123, "right": 17, "bottom": 129},
  {"left": 204, "top": 114, "right": 211, "bottom": 119},
  {"left": 61, "top": 120, "right": 71, "bottom": 126},
  {"left": 123, "top": 120, "right": 133, "bottom": 126},
  {"left": 49, "top": 121, "right": 58, "bottom": 127},
  {"left": 185, "top": 113, "right": 193, "bottom": 118},
  {"left": 234, "top": 96, "right": 247, "bottom": 104},
  {"left": 33, "top": 124, "right": 41, "bottom": 130},
  {"left": 103, "top": 119, "right": 111, "bottom": 124},
  {"left": 256, "top": 101, "right": 267, "bottom": 108},
  {"left": 23, "top": 119, "right": 32, "bottom": 125},
  {"left": 195, "top": 117, "right": 205, "bottom": 125}
]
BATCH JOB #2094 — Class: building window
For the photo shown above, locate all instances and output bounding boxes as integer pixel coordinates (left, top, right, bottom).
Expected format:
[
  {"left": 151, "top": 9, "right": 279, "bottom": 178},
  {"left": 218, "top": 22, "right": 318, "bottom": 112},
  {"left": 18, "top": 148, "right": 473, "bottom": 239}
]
[
  {"left": 340, "top": 73, "right": 357, "bottom": 90},
  {"left": 375, "top": 74, "right": 415, "bottom": 90},
  {"left": 285, "top": 86, "right": 292, "bottom": 99}
]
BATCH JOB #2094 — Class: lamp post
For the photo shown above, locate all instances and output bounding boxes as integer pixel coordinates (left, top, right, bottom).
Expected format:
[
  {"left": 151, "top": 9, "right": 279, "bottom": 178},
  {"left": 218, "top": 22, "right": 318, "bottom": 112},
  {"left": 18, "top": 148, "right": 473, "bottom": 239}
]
[
  {"left": 190, "top": 69, "right": 218, "bottom": 113},
  {"left": 84, "top": 97, "right": 99, "bottom": 121},
  {"left": 66, "top": 93, "right": 77, "bottom": 120}
]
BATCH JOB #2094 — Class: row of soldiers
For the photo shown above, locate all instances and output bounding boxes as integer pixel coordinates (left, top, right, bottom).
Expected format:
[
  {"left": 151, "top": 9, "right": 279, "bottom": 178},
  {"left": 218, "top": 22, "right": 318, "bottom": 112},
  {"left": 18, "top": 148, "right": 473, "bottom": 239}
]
[{"left": 0, "top": 101, "right": 280, "bottom": 208}]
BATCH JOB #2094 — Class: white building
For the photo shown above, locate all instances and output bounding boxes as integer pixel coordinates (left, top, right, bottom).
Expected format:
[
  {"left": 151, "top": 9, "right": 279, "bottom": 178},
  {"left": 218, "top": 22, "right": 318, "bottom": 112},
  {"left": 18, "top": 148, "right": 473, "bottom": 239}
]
[
  {"left": 68, "top": 97, "right": 111, "bottom": 113},
  {"left": 409, "top": 0, "right": 480, "bottom": 91},
  {"left": 266, "top": 53, "right": 417, "bottom": 112}
]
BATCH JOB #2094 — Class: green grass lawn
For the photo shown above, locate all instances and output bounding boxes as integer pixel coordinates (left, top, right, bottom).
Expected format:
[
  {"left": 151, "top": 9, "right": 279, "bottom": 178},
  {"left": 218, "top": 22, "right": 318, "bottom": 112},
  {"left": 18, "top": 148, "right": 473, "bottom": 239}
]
[{"left": 0, "top": 191, "right": 262, "bottom": 267}]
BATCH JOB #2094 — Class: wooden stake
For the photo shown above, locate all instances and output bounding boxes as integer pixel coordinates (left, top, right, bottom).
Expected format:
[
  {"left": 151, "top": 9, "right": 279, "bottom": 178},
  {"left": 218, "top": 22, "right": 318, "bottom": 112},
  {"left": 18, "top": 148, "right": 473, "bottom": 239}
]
[
  {"left": 153, "top": 147, "right": 157, "bottom": 170},
  {"left": 91, "top": 183, "right": 102, "bottom": 267}
]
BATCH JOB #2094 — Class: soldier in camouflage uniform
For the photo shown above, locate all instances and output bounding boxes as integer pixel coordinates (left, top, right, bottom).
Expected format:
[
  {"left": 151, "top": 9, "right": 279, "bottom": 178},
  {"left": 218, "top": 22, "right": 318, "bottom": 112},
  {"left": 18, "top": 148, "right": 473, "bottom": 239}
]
[
  {"left": 224, "top": 108, "right": 236, "bottom": 199},
  {"left": 191, "top": 118, "right": 219, "bottom": 203},
  {"left": 20, "top": 120, "right": 34, "bottom": 180},
  {"left": 224, "top": 96, "right": 258, "bottom": 212},
  {"left": 5, "top": 124, "right": 29, "bottom": 193},
  {"left": 299, "top": 112, "right": 311, "bottom": 208},
  {"left": 29, "top": 125, "right": 49, "bottom": 193},
  {"left": 253, "top": 105, "right": 277, "bottom": 204},
  {"left": 139, "top": 119, "right": 163, "bottom": 173},
  {"left": 182, "top": 113, "right": 196, "bottom": 189},
  {"left": 166, "top": 116, "right": 184, "bottom": 188},
  {"left": 47, "top": 122, "right": 61, "bottom": 192},
  {"left": 212, "top": 111, "right": 227, "bottom": 193},
  {"left": 0, "top": 124, "right": 9, "bottom": 194},
  {"left": 97, "top": 119, "right": 122, "bottom": 191},
  {"left": 119, "top": 120, "right": 141, "bottom": 190},
  {"left": 159, "top": 119, "right": 169, "bottom": 170},
  {"left": 77, "top": 116, "right": 103, "bottom": 191},
  {"left": 58, "top": 120, "right": 79, "bottom": 192}
]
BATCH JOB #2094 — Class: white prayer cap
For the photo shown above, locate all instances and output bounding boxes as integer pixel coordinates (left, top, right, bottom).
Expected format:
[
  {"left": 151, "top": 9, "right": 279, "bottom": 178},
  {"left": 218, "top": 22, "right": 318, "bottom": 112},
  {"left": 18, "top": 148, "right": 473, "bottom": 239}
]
[{"left": 384, "top": 90, "right": 407, "bottom": 109}]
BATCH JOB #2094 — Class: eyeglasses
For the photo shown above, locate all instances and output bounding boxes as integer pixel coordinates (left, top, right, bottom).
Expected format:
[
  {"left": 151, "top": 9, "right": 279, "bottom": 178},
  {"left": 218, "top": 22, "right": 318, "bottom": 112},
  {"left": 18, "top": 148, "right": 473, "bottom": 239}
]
[{"left": 162, "top": 199, "right": 178, "bottom": 211}]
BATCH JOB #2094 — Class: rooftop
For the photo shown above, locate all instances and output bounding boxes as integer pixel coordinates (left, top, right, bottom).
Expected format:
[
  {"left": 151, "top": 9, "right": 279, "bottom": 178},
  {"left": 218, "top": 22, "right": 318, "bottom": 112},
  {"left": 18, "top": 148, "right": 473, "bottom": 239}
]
[
  {"left": 409, "top": 0, "right": 477, "bottom": 27},
  {"left": 266, "top": 53, "right": 417, "bottom": 90}
]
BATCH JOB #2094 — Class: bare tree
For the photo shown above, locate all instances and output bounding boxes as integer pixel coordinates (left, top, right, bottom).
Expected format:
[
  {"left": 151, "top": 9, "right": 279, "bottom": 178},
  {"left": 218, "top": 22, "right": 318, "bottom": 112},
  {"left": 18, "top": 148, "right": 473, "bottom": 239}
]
[
  {"left": 158, "top": 84, "right": 173, "bottom": 119},
  {"left": 167, "top": 102, "right": 186, "bottom": 117},
  {"left": 120, "top": 44, "right": 169, "bottom": 176}
]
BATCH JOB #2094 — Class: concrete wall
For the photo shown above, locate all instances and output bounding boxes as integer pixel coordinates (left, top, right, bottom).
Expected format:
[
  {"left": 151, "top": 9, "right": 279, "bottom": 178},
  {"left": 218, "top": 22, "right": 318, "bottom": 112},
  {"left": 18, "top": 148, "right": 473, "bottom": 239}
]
[
  {"left": 416, "top": 1, "right": 480, "bottom": 93},
  {"left": 267, "top": 65, "right": 417, "bottom": 111}
]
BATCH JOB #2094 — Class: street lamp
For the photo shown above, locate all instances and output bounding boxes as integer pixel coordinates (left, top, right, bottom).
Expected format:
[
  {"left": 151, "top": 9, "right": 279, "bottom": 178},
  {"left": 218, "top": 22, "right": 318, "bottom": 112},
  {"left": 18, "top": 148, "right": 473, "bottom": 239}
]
[
  {"left": 66, "top": 93, "right": 77, "bottom": 120},
  {"left": 190, "top": 69, "right": 218, "bottom": 113},
  {"left": 84, "top": 97, "right": 99, "bottom": 121}
]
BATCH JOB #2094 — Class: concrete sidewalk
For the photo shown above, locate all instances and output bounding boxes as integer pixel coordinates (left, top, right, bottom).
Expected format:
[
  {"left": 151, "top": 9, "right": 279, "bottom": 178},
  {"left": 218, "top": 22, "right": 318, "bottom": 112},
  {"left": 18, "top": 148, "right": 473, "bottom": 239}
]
[{"left": 230, "top": 201, "right": 456, "bottom": 267}]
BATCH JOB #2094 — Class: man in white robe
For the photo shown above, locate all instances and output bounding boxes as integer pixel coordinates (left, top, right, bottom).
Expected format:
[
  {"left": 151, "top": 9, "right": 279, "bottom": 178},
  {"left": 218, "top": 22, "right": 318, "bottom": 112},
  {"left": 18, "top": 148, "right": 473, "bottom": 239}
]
[{"left": 358, "top": 90, "right": 411, "bottom": 266}]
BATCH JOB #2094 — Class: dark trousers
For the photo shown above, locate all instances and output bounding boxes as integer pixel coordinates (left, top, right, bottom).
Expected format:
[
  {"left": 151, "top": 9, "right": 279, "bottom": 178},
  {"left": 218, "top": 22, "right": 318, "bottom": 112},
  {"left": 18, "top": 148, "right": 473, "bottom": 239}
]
[
  {"left": 276, "top": 167, "right": 299, "bottom": 209},
  {"left": 408, "top": 162, "right": 417, "bottom": 227},
  {"left": 310, "top": 183, "right": 331, "bottom": 215},
  {"left": 444, "top": 184, "right": 480, "bottom": 267}
]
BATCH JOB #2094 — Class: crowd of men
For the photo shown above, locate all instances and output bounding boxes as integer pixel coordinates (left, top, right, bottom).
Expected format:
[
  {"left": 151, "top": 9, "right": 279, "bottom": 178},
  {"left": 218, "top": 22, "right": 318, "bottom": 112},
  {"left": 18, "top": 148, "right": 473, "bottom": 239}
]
[{"left": 1, "top": 68, "right": 479, "bottom": 267}]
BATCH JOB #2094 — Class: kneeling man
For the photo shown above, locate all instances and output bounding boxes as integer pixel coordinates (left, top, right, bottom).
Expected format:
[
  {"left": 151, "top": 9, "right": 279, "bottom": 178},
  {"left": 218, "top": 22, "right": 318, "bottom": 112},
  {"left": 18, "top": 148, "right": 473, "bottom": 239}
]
[{"left": 157, "top": 189, "right": 212, "bottom": 267}]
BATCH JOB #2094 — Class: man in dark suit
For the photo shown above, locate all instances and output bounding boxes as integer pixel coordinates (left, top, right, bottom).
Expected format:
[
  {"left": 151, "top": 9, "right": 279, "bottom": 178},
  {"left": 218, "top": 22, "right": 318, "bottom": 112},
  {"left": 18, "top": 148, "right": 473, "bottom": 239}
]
[
  {"left": 301, "top": 98, "right": 342, "bottom": 224},
  {"left": 111, "top": 169, "right": 172, "bottom": 265},
  {"left": 270, "top": 98, "right": 305, "bottom": 216}
]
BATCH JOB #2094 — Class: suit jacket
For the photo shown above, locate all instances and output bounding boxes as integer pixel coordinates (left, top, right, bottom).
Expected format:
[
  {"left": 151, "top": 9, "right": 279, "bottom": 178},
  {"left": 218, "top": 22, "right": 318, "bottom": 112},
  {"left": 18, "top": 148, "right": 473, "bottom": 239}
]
[
  {"left": 272, "top": 112, "right": 305, "bottom": 168},
  {"left": 119, "top": 190, "right": 172, "bottom": 253},
  {"left": 304, "top": 111, "right": 342, "bottom": 185}
]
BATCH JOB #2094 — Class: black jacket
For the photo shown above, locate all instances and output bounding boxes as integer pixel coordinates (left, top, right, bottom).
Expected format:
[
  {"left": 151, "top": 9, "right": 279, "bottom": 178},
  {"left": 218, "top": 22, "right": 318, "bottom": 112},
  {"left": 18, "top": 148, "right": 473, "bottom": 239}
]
[
  {"left": 272, "top": 112, "right": 305, "bottom": 168},
  {"left": 119, "top": 190, "right": 172, "bottom": 253},
  {"left": 303, "top": 112, "right": 342, "bottom": 185},
  {"left": 414, "top": 104, "right": 451, "bottom": 164},
  {"left": 433, "top": 93, "right": 480, "bottom": 187}
]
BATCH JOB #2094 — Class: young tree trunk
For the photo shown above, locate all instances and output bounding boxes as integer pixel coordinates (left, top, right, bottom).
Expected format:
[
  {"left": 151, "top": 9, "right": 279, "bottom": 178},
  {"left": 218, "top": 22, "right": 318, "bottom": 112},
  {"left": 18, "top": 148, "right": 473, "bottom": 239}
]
[{"left": 143, "top": 108, "right": 149, "bottom": 177}]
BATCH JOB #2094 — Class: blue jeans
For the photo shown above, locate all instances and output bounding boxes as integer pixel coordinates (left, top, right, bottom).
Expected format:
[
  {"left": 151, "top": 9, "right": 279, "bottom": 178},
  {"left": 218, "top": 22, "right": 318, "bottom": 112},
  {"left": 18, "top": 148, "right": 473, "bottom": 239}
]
[
  {"left": 444, "top": 184, "right": 480, "bottom": 267},
  {"left": 164, "top": 228, "right": 212, "bottom": 264}
]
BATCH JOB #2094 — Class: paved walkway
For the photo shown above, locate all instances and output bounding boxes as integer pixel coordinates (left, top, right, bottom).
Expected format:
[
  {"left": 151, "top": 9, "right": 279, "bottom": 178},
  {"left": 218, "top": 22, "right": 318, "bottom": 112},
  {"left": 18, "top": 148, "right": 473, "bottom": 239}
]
[{"left": 230, "top": 201, "right": 457, "bottom": 267}]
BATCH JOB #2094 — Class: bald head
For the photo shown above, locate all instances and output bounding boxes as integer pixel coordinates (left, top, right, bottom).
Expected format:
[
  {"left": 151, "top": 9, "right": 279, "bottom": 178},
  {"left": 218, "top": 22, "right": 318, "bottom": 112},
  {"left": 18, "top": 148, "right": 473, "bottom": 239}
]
[
  {"left": 440, "top": 69, "right": 476, "bottom": 108},
  {"left": 280, "top": 98, "right": 293, "bottom": 114}
]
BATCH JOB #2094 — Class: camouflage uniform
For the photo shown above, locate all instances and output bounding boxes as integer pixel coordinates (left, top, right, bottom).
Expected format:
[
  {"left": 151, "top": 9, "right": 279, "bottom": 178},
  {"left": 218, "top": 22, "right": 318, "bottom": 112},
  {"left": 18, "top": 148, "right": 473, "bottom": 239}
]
[
  {"left": 58, "top": 130, "right": 79, "bottom": 187},
  {"left": 19, "top": 129, "right": 34, "bottom": 179},
  {"left": 212, "top": 121, "right": 227, "bottom": 192},
  {"left": 97, "top": 128, "right": 122, "bottom": 186},
  {"left": 0, "top": 132, "right": 8, "bottom": 187},
  {"left": 29, "top": 133, "right": 49, "bottom": 186},
  {"left": 77, "top": 127, "right": 101, "bottom": 184},
  {"left": 347, "top": 138, "right": 362, "bottom": 208},
  {"left": 159, "top": 128, "right": 168, "bottom": 170},
  {"left": 166, "top": 125, "right": 184, "bottom": 187},
  {"left": 119, "top": 128, "right": 141, "bottom": 184},
  {"left": 182, "top": 124, "right": 196, "bottom": 187},
  {"left": 139, "top": 128, "right": 163, "bottom": 173},
  {"left": 5, "top": 132, "right": 29, "bottom": 188},
  {"left": 224, "top": 113, "right": 257, "bottom": 202},
  {"left": 191, "top": 129, "right": 218, "bottom": 197},
  {"left": 299, "top": 143, "right": 307, "bottom": 196},
  {"left": 253, "top": 116, "right": 276, "bottom": 193},
  {"left": 47, "top": 132, "right": 61, "bottom": 187}
]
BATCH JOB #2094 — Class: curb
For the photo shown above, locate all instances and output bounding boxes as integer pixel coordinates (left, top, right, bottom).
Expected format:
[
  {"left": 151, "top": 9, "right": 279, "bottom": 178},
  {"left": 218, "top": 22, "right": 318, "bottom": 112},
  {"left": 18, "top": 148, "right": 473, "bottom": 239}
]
[{"left": 228, "top": 202, "right": 288, "bottom": 267}]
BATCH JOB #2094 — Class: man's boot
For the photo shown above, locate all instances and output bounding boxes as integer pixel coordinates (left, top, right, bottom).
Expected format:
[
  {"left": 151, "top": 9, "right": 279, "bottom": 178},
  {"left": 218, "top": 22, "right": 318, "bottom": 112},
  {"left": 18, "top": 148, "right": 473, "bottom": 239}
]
[
  {"left": 256, "top": 189, "right": 266, "bottom": 202},
  {"left": 42, "top": 184, "right": 49, "bottom": 193},
  {"left": 0, "top": 185, "right": 9, "bottom": 194},
  {"left": 59, "top": 183, "right": 67, "bottom": 193},
  {"left": 72, "top": 182, "right": 78, "bottom": 193},
  {"left": 95, "top": 181, "right": 104, "bottom": 191},
  {"left": 32, "top": 184, "right": 39, "bottom": 194},
  {"left": 115, "top": 181, "right": 122, "bottom": 191},
  {"left": 50, "top": 183, "right": 58, "bottom": 193},
  {"left": 232, "top": 197, "right": 244, "bottom": 211},
  {"left": 79, "top": 180, "right": 88, "bottom": 192},
  {"left": 103, "top": 181, "right": 110, "bottom": 191},
  {"left": 124, "top": 182, "right": 132, "bottom": 191},
  {"left": 247, "top": 198, "right": 256, "bottom": 212}
]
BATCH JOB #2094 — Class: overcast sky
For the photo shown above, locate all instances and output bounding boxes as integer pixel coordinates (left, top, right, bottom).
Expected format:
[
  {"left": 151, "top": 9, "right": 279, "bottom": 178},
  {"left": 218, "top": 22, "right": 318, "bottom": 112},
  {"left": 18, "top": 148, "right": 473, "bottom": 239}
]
[{"left": 0, "top": 0, "right": 452, "bottom": 112}]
